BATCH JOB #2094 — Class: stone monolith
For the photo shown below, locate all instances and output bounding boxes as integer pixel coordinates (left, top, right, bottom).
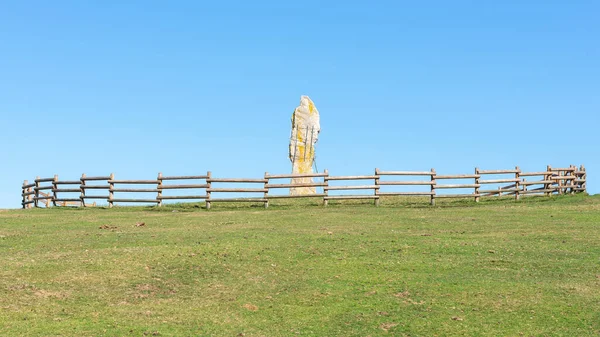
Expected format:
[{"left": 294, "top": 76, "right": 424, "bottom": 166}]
[{"left": 289, "top": 96, "right": 320, "bottom": 195}]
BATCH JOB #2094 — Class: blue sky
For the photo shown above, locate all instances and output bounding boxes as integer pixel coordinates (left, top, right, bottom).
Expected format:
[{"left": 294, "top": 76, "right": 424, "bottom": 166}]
[{"left": 1, "top": 0, "right": 598, "bottom": 208}]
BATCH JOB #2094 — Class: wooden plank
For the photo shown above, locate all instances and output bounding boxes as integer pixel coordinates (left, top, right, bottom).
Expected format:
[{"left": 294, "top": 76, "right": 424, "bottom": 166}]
[
  {"left": 550, "top": 167, "right": 576, "bottom": 171},
  {"left": 378, "top": 181, "right": 434, "bottom": 186},
  {"left": 434, "top": 174, "right": 480, "bottom": 179},
  {"left": 80, "top": 185, "right": 110, "bottom": 189},
  {"left": 160, "top": 175, "right": 209, "bottom": 180},
  {"left": 110, "top": 199, "right": 159, "bottom": 203},
  {"left": 324, "top": 185, "right": 379, "bottom": 191},
  {"left": 478, "top": 169, "right": 519, "bottom": 174},
  {"left": 531, "top": 186, "right": 557, "bottom": 191},
  {"left": 519, "top": 172, "right": 550, "bottom": 177},
  {"left": 207, "top": 178, "right": 267, "bottom": 183},
  {"left": 157, "top": 195, "right": 208, "bottom": 200},
  {"left": 52, "top": 188, "right": 81, "bottom": 193},
  {"left": 325, "top": 175, "right": 379, "bottom": 181},
  {"left": 22, "top": 200, "right": 35, "bottom": 205},
  {"left": 55, "top": 180, "right": 81, "bottom": 185},
  {"left": 520, "top": 180, "right": 554, "bottom": 186},
  {"left": 266, "top": 194, "right": 326, "bottom": 199},
  {"left": 265, "top": 173, "right": 328, "bottom": 179},
  {"left": 159, "top": 184, "right": 209, "bottom": 189},
  {"left": 376, "top": 171, "right": 433, "bottom": 176},
  {"left": 83, "top": 195, "right": 109, "bottom": 199},
  {"left": 22, "top": 183, "right": 36, "bottom": 188},
  {"left": 33, "top": 196, "right": 54, "bottom": 200},
  {"left": 551, "top": 176, "right": 576, "bottom": 180},
  {"left": 207, "top": 188, "right": 268, "bottom": 193},
  {"left": 22, "top": 191, "right": 35, "bottom": 196},
  {"left": 112, "top": 188, "right": 160, "bottom": 193},
  {"left": 436, "top": 194, "right": 479, "bottom": 198},
  {"left": 108, "top": 180, "right": 159, "bottom": 184},
  {"left": 266, "top": 183, "right": 327, "bottom": 189},
  {"left": 81, "top": 176, "right": 110, "bottom": 181},
  {"left": 34, "top": 186, "right": 53, "bottom": 191},
  {"left": 479, "top": 188, "right": 519, "bottom": 193},
  {"left": 377, "top": 192, "right": 434, "bottom": 196},
  {"left": 521, "top": 189, "right": 557, "bottom": 195},
  {"left": 435, "top": 184, "right": 480, "bottom": 189},
  {"left": 54, "top": 198, "right": 82, "bottom": 202},
  {"left": 34, "top": 177, "right": 54, "bottom": 183},
  {"left": 324, "top": 195, "right": 380, "bottom": 200},
  {"left": 479, "top": 178, "right": 520, "bottom": 184},
  {"left": 209, "top": 198, "right": 268, "bottom": 202}
]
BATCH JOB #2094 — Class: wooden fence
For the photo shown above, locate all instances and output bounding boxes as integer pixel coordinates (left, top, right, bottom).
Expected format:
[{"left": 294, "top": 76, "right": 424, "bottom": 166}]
[{"left": 21, "top": 165, "right": 587, "bottom": 209}]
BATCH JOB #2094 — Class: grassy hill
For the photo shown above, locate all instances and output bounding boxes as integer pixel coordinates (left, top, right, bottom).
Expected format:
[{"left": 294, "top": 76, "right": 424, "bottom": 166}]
[{"left": 1, "top": 194, "right": 599, "bottom": 336}]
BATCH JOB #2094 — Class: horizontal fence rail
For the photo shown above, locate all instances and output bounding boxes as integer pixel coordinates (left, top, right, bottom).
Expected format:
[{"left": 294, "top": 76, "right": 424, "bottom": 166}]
[{"left": 21, "top": 165, "right": 587, "bottom": 209}]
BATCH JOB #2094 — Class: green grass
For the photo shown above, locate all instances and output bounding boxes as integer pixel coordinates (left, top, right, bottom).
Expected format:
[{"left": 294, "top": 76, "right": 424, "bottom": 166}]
[{"left": 1, "top": 194, "right": 599, "bottom": 336}]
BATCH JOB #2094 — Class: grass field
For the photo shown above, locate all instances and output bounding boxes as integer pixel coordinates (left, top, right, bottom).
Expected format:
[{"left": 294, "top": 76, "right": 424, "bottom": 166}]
[{"left": 1, "top": 194, "right": 599, "bottom": 336}]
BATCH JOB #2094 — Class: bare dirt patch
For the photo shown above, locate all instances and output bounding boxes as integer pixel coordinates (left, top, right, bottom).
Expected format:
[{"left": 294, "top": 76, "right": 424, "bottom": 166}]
[
  {"left": 34, "top": 289, "right": 70, "bottom": 299},
  {"left": 380, "top": 322, "right": 398, "bottom": 331},
  {"left": 243, "top": 303, "right": 258, "bottom": 311}
]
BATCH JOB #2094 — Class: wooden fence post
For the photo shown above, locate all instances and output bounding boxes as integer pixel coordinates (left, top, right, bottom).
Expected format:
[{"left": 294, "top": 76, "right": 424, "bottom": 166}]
[
  {"left": 558, "top": 169, "right": 564, "bottom": 195},
  {"left": 374, "top": 168, "right": 380, "bottom": 207},
  {"left": 566, "top": 165, "right": 572, "bottom": 194},
  {"left": 515, "top": 166, "right": 520, "bottom": 201},
  {"left": 22, "top": 180, "right": 27, "bottom": 209},
  {"left": 27, "top": 184, "right": 33, "bottom": 209},
  {"left": 205, "top": 171, "right": 211, "bottom": 209},
  {"left": 474, "top": 168, "right": 480, "bottom": 202},
  {"left": 577, "top": 165, "right": 585, "bottom": 193},
  {"left": 576, "top": 165, "right": 580, "bottom": 192},
  {"left": 34, "top": 176, "right": 40, "bottom": 208},
  {"left": 570, "top": 165, "right": 576, "bottom": 194},
  {"left": 581, "top": 165, "right": 586, "bottom": 193},
  {"left": 80, "top": 173, "right": 86, "bottom": 207},
  {"left": 108, "top": 173, "right": 115, "bottom": 208},
  {"left": 52, "top": 175, "right": 58, "bottom": 207},
  {"left": 157, "top": 172, "right": 163, "bottom": 207},
  {"left": 430, "top": 169, "right": 436, "bottom": 206},
  {"left": 323, "top": 169, "right": 329, "bottom": 206},
  {"left": 545, "top": 165, "right": 551, "bottom": 196},
  {"left": 264, "top": 172, "right": 269, "bottom": 208}
]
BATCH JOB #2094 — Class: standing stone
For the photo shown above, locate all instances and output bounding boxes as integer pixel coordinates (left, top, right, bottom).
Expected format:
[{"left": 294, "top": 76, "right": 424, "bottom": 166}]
[{"left": 289, "top": 96, "right": 320, "bottom": 195}]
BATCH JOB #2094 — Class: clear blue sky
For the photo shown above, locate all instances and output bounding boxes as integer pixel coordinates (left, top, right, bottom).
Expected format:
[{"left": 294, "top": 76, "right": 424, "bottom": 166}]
[{"left": 1, "top": 1, "right": 598, "bottom": 208}]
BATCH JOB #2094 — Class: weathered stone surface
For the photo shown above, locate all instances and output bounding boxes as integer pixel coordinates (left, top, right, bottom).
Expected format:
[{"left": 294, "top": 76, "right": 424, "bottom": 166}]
[{"left": 289, "top": 96, "right": 320, "bottom": 195}]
